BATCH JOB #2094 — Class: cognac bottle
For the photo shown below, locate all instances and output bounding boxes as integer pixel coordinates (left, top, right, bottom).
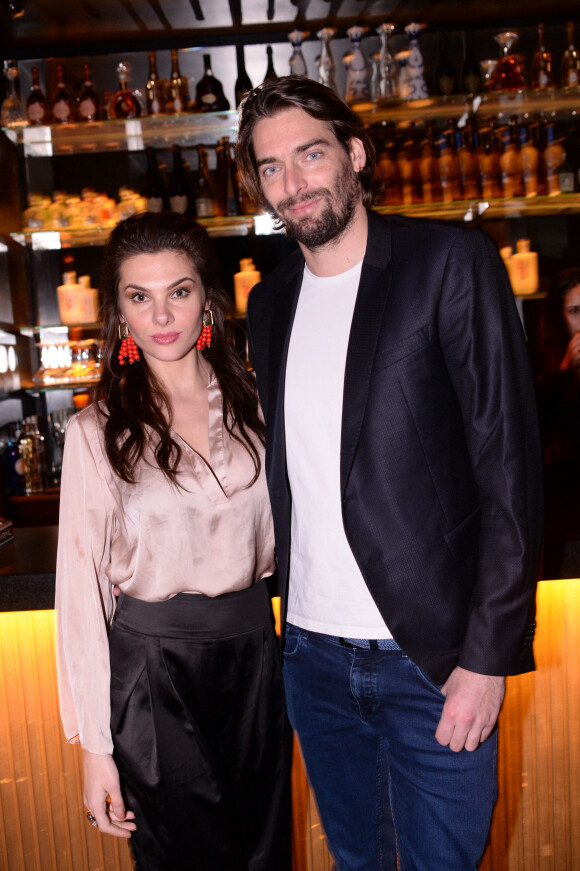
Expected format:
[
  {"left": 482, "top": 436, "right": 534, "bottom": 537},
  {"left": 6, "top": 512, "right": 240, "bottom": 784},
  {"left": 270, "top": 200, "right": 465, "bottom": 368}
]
[
  {"left": 561, "top": 21, "right": 580, "bottom": 90},
  {"left": 51, "top": 65, "right": 75, "bottom": 124},
  {"left": 194, "top": 54, "right": 230, "bottom": 113},
  {"left": 531, "top": 23, "right": 553, "bottom": 91},
  {"left": 109, "top": 63, "right": 141, "bottom": 120},
  {"left": 77, "top": 63, "right": 100, "bottom": 122},
  {"left": 26, "top": 66, "right": 50, "bottom": 125}
]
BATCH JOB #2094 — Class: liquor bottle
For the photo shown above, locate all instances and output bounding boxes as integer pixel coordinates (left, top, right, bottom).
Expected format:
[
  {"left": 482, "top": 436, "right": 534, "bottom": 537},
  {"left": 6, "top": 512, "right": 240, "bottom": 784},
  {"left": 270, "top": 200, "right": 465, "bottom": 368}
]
[
  {"left": 461, "top": 30, "right": 481, "bottom": 95},
  {"left": 26, "top": 66, "right": 50, "bottom": 125},
  {"left": 193, "top": 145, "right": 218, "bottom": 217},
  {"left": 375, "top": 130, "right": 403, "bottom": 206},
  {"left": 436, "top": 34, "right": 456, "bottom": 97},
  {"left": 288, "top": 29, "right": 308, "bottom": 77},
  {"left": 77, "top": 63, "right": 100, "bottom": 122},
  {"left": 519, "top": 124, "right": 539, "bottom": 197},
  {"left": 477, "top": 125, "right": 503, "bottom": 199},
  {"left": 543, "top": 122, "right": 566, "bottom": 196},
  {"left": 216, "top": 137, "right": 239, "bottom": 216},
  {"left": 397, "top": 129, "right": 422, "bottom": 205},
  {"left": 531, "top": 23, "right": 553, "bottom": 91},
  {"left": 145, "top": 50, "right": 165, "bottom": 116},
  {"left": 317, "top": 27, "right": 337, "bottom": 92},
  {"left": 345, "top": 25, "right": 371, "bottom": 107},
  {"left": 143, "top": 147, "right": 167, "bottom": 212},
  {"left": 458, "top": 123, "right": 482, "bottom": 200},
  {"left": 194, "top": 54, "right": 230, "bottom": 113},
  {"left": 437, "top": 128, "right": 462, "bottom": 202},
  {"left": 51, "top": 64, "right": 75, "bottom": 124},
  {"left": 109, "top": 62, "right": 141, "bottom": 120},
  {"left": 234, "top": 45, "right": 253, "bottom": 107},
  {"left": 561, "top": 21, "right": 580, "bottom": 90},
  {"left": 263, "top": 45, "right": 278, "bottom": 82},
  {"left": 499, "top": 123, "right": 524, "bottom": 199},
  {"left": 168, "top": 144, "right": 194, "bottom": 215},
  {"left": 18, "top": 416, "right": 46, "bottom": 495},
  {"left": 419, "top": 123, "right": 443, "bottom": 204},
  {"left": 166, "top": 49, "right": 189, "bottom": 115}
]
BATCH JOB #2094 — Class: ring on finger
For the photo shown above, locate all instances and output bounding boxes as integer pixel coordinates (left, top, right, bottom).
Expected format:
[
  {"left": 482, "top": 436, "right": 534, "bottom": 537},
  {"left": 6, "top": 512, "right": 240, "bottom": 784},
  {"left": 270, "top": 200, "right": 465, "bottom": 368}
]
[{"left": 86, "top": 811, "right": 98, "bottom": 828}]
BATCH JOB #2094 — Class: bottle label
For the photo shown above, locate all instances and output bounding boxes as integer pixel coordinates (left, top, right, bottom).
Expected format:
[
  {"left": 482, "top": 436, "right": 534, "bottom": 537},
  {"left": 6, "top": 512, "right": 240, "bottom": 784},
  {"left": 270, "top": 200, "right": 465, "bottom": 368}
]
[
  {"left": 53, "top": 99, "right": 71, "bottom": 121},
  {"left": 27, "top": 102, "right": 46, "bottom": 123},
  {"left": 78, "top": 97, "right": 97, "bottom": 119},
  {"left": 147, "top": 197, "right": 164, "bottom": 213},
  {"left": 169, "top": 194, "right": 188, "bottom": 214},
  {"left": 201, "top": 93, "right": 218, "bottom": 105},
  {"left": 195, "top": 196, "right": 215, "bottom": 217}
]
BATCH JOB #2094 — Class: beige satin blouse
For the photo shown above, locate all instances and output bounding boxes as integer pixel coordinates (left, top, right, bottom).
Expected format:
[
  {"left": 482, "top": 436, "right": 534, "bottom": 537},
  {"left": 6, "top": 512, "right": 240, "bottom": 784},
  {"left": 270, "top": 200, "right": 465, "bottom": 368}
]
[{"left": 55, "top": 370, "right": 276, "bottom": 756}]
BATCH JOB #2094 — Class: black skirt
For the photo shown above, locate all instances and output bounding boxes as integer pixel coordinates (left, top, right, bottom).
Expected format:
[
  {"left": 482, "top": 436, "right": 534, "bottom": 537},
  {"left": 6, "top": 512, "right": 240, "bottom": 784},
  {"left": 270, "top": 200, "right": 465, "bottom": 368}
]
[{"left": 109, "top": 582, "right": 292, "bottom": 871}]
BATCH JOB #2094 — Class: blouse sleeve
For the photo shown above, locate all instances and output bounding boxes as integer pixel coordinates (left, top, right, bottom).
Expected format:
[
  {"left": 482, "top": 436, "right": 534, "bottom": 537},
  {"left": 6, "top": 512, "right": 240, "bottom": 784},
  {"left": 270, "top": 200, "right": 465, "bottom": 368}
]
[{"left": 55, "top": 409, "right": 117, "bottom": 756}]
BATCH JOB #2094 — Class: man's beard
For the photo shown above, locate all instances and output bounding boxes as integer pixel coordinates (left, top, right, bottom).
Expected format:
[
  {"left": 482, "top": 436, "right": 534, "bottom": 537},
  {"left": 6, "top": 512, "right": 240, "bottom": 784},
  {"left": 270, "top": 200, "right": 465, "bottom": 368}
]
[{"left": 267, "top": 160, "right": 361, "bottom": 249}]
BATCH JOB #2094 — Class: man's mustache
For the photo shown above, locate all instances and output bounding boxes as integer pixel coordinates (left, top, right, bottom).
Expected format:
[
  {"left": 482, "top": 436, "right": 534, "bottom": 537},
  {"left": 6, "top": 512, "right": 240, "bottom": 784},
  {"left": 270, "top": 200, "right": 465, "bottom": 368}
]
[{"left": 276, "top": 188, "right": 332, "bottom": 213}]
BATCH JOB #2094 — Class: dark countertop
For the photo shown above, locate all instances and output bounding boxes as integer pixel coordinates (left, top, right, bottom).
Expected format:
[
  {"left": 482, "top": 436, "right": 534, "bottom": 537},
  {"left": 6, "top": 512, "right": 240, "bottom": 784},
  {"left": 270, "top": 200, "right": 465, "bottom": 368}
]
[{"left": 0, "top": 525, "right": 58, "bottom": 611}]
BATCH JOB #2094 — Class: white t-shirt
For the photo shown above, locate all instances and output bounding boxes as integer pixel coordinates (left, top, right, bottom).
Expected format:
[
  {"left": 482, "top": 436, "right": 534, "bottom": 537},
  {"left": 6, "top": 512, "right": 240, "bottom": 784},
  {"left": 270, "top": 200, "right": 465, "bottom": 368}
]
[{"left": 284, "top": 262, "right": 392, "bottom": 638}]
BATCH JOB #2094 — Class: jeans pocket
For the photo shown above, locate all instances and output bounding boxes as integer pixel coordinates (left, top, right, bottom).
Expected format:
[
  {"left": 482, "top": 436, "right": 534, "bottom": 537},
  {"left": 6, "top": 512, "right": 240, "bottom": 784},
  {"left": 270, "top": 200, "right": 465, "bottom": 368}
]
[
  {"left": 403, "top": 655, "right": 446, "bottom": 698},
  {"left": 283, "top": 623, "right": 304, "bottom": 658}
]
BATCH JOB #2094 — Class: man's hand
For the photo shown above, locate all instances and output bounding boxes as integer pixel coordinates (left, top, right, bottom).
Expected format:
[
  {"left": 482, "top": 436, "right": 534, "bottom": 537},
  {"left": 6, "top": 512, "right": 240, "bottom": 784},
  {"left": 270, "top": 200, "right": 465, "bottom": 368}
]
[
  {"left": 83, "top": 750, "right": 137, "bottom": 838},
  {"left": 435, "top": 666, "right": 505, "bottom": 753}
]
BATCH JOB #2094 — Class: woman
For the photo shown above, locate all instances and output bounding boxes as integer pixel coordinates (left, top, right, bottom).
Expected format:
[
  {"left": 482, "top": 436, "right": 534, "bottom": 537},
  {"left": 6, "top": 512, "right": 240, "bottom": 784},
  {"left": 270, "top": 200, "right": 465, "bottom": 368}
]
[{"left": 55, "top": 211, "right": 291, "bottom": 871}]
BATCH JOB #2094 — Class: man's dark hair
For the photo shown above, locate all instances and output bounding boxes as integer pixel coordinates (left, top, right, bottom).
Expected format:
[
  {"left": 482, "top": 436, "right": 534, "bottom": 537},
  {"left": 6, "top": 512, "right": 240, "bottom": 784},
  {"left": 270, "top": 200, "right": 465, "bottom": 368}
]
[{"left": 236, "top": 75, "right": 377, "bottom": 209}]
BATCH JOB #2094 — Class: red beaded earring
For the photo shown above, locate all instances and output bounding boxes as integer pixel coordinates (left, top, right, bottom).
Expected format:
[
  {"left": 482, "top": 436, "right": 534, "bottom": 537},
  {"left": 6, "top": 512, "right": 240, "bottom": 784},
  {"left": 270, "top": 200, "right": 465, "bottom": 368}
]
[
  {"left": 118, "top": 322, "right": 140, "bottom": 365},
  {"left": 196, "top": 309, "right": 214, "bottom": 350}
]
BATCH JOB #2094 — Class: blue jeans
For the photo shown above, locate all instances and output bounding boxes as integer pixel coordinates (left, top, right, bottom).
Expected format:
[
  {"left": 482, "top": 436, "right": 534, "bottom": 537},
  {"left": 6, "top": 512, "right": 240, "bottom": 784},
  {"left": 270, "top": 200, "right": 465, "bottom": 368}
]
[{"left": 283, "top": 625, "right": 497, "bottom": 871}]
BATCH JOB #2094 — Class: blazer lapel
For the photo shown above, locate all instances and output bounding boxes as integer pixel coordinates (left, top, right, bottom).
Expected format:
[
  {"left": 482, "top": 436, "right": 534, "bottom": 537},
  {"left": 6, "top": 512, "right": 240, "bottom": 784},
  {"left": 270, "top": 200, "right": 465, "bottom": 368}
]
[
  {"left": 267, "top": 251, "right": 304, "bottom": 488},
  {"left": 341, "top": 212, "right": 393, "bottom": 496}
]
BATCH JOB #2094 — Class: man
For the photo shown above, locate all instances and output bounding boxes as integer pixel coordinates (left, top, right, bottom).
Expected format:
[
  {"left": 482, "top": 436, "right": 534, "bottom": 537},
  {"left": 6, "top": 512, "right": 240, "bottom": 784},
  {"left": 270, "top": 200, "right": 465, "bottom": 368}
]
[{"left": 236, "top": 76, "right": 542, "bottom": 871}]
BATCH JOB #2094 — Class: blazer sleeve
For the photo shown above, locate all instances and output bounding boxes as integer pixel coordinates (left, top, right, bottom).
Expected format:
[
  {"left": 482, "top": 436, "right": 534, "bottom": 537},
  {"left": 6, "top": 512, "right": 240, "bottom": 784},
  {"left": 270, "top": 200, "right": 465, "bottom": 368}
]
[
  {"left": 437, "top": 229, "right": 542, "bottom": 676},
  {"left": 55, "top": 411, "right": 117, "bottom": 755}
]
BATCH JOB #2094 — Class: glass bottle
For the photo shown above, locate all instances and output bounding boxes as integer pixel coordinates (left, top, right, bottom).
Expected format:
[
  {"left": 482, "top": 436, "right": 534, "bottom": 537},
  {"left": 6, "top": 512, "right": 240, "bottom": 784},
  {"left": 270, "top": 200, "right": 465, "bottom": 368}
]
[
  {"left": 419, "top": 123, "right": 443, "bottom": 204},
  {"left": 166, "top": 49, "right": 189, "bottom": 115},
  {"left": 193, "top": 145, "right": 218, "bottom": 217},
  {"left": 51, "top": 64, "right": 75, "bottom": 124},
  {"left": 374, "top": 127, "right": 403, "bottom": 206},
  {"left": 436, "top": 34, "right": 456, "bottom": 97},
  {"left": 317, "top": 27, "right": 337, "bottom": 92},
  {"left": 143, "top": 147, "right": 167, "bottom": 212},
  {"left": 499, "top": 123, "right": 524, "bottom": 199},
  {"left": 216, "top": 137, "right": 239, "bottom": 216},
  {"left": 345, "top": 25, "right": 371, "bottom": 107},
  {"left": 194, "top": 54, "right": 230, "bottom": 113},
  {"left": 531, "top": 23, "right": 553, "bottom": 91},
  {"left": 461, "top": 30, "right": 481, "bottom": 95},
  {"left": 264, "top": 45, "right": 278, "bottom": 82},
  {"left": 397, "top": 128, "right": 423, "bottom": 205},
  {"left": 561, "top": 21, "right": 580, "bottom": 90},
  {"left": 26, "top": 66, "right": 50, "bottom": 125},
  {"left": 2, "top": 61, "right": 25, "bottom": 127},
  {"left": 288, "top": 30, "right": 308, "bottom": 77},
  {"left": 109, "top": 62, "right": 141, "bottom": 120},
  {"left": 519, "top": 124, "right": 539, "bottom": 197},
  {"left": 477, "top": 125, "right": 503, "bottom": 199},
  {"left": 438, "top": 128, "right": 462, "bottom": 202},
  {"left": 235, "top": 45, "right": 253, "bottom": 107},
  {"left": 543, "top": 122, "right": 566, "bottom": 196},
  {"left": 376, "top": 22, "right": 397, "bottom": 103},
  {"left": 491, "top": 32, "right": 526, "bottom": 92},
  {"left": 18, "top": 416, "right": 46, "bottom": 495},
  {"left": 77, "top": 63, "right": 100, "bottom": 122},
  {"left": 145, "top": 50, "right": 165, "bottom": 116},
  {"left": 458, "top": 123, "right": 482, "bottom": 200},
  {"left": 168, "top": 144, "right": 194, "bottom": 215},
  {"left": 404, "top": 22, "right": 429, "bottom": 102}
]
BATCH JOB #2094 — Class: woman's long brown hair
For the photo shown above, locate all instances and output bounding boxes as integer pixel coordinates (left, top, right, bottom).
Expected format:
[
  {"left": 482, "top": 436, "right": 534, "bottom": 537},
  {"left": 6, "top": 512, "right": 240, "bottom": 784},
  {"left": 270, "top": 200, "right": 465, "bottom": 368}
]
[{"left": 95, "top": 211, "right": 264, "bottom": 485}]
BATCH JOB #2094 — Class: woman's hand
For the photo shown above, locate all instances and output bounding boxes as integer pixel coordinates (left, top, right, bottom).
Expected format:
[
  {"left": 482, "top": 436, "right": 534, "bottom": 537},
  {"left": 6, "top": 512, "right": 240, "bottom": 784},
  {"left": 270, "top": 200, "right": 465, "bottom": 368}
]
[
  {"left": 83, "top": 750, "right": 137, "bottom": 839},
  {"left": 560, "top": 331, "right": 580, "bottom": 374}
]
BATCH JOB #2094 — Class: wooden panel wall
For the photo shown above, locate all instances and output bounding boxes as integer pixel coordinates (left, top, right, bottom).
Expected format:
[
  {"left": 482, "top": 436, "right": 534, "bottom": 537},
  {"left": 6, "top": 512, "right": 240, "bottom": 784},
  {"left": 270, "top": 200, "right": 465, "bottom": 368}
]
[{"left": 0, "top": 580, "right": 578, "bottom": 871}]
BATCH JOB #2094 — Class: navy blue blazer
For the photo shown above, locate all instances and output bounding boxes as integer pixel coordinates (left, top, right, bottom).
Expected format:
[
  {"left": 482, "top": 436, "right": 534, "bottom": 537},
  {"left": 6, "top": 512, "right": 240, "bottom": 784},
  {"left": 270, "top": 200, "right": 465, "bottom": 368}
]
[{"left": 247, "top": 210, "right": 543, "bottom": 685}]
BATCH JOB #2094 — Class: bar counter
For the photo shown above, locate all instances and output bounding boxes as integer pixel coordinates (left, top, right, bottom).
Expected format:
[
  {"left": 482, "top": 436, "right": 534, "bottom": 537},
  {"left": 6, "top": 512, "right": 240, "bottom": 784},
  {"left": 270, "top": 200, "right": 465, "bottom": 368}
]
[{"left": 1, "top": 529, "right": 579, "bottom": 870}]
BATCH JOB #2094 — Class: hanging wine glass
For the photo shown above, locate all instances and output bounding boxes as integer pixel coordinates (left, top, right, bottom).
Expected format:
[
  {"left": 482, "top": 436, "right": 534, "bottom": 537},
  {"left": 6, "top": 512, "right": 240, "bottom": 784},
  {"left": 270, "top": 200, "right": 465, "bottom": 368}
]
[
  {"left": 376, "top": 22, "right": 398, "bottom": 103},
  {"left": 345, "top": 25, "right": 372, "bottom": 109},
  {"left": 404, "top": 22, "right": 429, "bottom": 101},
  {"left": 317, "top": 27, "right": 337, "bottom": 92},
  {"left": 490, "top": 32, "right": 526, "bottom": 92},
  {"left": 288, "top": 30, "right": 309, "bottom": 77}
]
